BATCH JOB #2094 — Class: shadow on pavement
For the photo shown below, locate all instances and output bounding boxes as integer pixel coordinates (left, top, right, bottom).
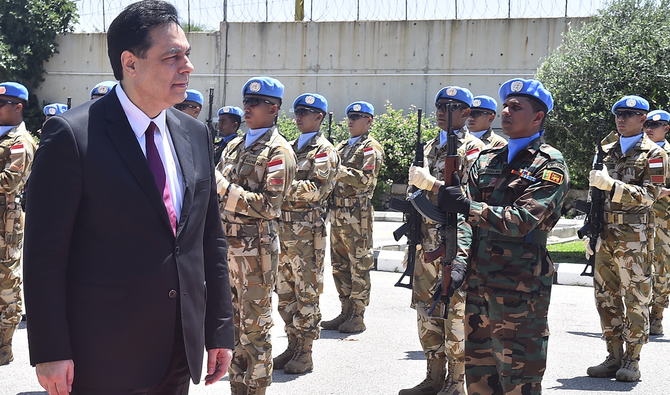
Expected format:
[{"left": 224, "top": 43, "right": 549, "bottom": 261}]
[
  {"left": 551, "top": 376, "right": 638, "bottom": 392},
  {"left": 566, "top": 331, "right": 603, "bottom": 339},
  {"left": 399, "top": 350, "right": 424, "bottom": 360}
]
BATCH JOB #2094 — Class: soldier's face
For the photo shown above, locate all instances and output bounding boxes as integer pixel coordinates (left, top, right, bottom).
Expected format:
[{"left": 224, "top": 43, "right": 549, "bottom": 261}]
[
  {"left": 501, "top": 96, "right": 544, "bottom": 139},
  {"left": 175, "top": 101, "right": 201, "bottom": 119},
  {"left": 218, "top": 114, "right": 239, "bottom": 137},
  {"left": 467, "top": 110, "right": 495, "bottom": 133},
  {"left": 347, "top": 112, "right": 372, "bottom": 137},
  {"left": 644, "top": 120, "right": 669, "bottom": 143},
  {"left": 0, "top": 95, "right": 22, "bottom": 126},
  {"left": 436, "top": 99, "right": 470, "bottom": 131},
  {"left": 294, "top": 106, "right": 323, "bottom": 133},
  {"left": 615, "top": 110, "right": 646, "bottom": 137},
  {"left": 243, "top": 95, "right": 278, "bottom": 129}
]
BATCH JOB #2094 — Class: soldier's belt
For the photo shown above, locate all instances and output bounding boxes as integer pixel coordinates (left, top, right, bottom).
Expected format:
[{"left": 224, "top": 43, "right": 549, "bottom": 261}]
[
  {"left": 224, "top": 221, "right": 274, "bottom": 237},
  {"left": 280, "top": 210, "right": 318, "bottom": 222},
  {"left": 332, "top": 196, "right": 369, "bottom": 208},
  {"left": 478, "top": 229, "right": 548, "bottom": 246},
  {"left": 605, "top": 212, "right": 648, "bottom": 225}
]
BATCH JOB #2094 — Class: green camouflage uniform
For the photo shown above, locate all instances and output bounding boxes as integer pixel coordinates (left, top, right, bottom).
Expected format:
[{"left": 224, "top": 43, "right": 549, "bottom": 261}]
[
  {"left": 594, "top": 131, "right": 666, "bottom": 345},
  {"left": 409, "top": 129, "right": 485, "bottom": 366},
  {"left": 477, "top": 128, "right": 508, "bottom": 149},
  {"left": 217, "top": 125, "right": 296, "bottom": 388},
  {"left": 651, "top": 140, "right": 670, "bottom": 311},
  {"left": 277, "top": 131, "right": 339, "bottom": 339},
  {"left": 0, "top": 122, "right": 36, "bottom": 365},
  {"left": 330, "top": 132, "right": 383, "bottom": 309},
  {"left": 459, "top": 134, "right": 569, "bottom": 395}
]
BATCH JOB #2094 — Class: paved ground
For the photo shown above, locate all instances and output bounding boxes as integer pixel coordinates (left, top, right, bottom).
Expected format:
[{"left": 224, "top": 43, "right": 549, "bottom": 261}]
[{"left": 2, "top": 216, "right": 668, "bottom": 394}]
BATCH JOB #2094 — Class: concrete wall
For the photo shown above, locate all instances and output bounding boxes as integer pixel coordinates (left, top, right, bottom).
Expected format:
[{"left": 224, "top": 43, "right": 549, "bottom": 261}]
[{"left": 37, "top": 18, "right": 587, "bottom": 127}]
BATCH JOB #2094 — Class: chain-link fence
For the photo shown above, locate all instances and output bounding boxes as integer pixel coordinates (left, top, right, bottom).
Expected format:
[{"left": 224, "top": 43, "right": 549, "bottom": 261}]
[{"left": 74, "top": 0, "right": 606, "bottom": 32}]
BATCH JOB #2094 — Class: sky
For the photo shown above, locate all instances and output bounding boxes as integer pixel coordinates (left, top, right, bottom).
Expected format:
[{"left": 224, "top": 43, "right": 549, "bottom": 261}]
[{"left": 73, "top": 0, "right": 609, "bottom": 32}]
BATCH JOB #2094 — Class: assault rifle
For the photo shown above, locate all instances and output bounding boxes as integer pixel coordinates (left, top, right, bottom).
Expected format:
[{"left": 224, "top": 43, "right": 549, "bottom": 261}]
[
  {"left": 409, "top": 104, "right": 459, "bottom": 317},
  {"left": 388, "top": 108, "right": 424, "bottom": 289},
  {"left": 327, "top": 112, "right": 334, "bottom": 144},
  {"left": 66, "top": 97, "right": 71, "bottom": 110},
  {"left": 575, "top": 118, "right": 606, "bottom": 277},
  {"left": 206, "top": 87, "right": 216, "bottom": 139}
]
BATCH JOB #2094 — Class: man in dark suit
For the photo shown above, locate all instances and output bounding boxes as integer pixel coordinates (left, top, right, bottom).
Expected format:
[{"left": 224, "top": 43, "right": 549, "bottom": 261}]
[{"left": 22, "top": 2, "right": 234, "bottom": 394}]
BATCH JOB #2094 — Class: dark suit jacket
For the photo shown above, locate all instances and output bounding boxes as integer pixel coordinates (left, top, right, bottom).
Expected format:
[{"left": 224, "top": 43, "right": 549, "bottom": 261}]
[{"left": 23, "top": 89, "right": 234, "bottom": 389}]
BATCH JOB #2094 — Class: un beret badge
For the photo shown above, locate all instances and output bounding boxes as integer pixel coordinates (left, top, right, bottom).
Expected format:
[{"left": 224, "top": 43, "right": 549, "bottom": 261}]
[
  {"left": 0, "top": 87, "right": 6, "bottom": 95},
  {"left": 250, "top": 82, "right": 262, "bottom": 92},
  {"left": 626, "top": 98, "right": 637, "bottom": 108},
  {"left": 48, "top": 107, "right": 56, "bottom": 115},
  {"left": 353, "top": 104, "right": 362, "bottom": 112},
  {"left": 223, "top": 107, "right": 230, "bottom": 113},
  {"left": 511, "top": 81, "right": 524, "bottom": 92},
  {"left": 98, "top": 85, "right": 109, "bottom": 94},
  {"left": 305, "top": 95, "right": 315, "bottom": 104},
  {"left": 446, "top": 87, "right": 458, "bottom": 96},
  {"left": 473, "top": 99, "right": 481, "bottom": 107},
  {"left": 653, "top": 114, "right": 661, "bottom": 121}
]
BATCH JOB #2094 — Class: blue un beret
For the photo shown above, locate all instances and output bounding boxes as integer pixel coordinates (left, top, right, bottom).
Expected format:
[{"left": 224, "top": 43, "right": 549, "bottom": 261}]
[
  {"left": 90, "top": 81, "right": 117, "bottom": 98},
  {"left": 293, "top": 93, "right": 328, "bottom": 113},
  {"left": 647, "top": 110, "right": 670, "bottom": 122},
  {"left": 218, "top": 106, "right": 244, "bottom": 118},
  {"left": 612, "top": 95, "right": 649, "bottom": 114},
  {"left": 43, "top": 103, "right": 68, "bottom": 116},
  {"left": 346, "top": 101, "right": 374, "bottom": 116},
  {"left": 435, "top": 86, "right": 473, "bottom": 107},
  {"left": 499, "top": 78, "right": 553, "bottom": 113},
  {"left": 242, "top": 76, "right": 284, "bottom": 100},
  {"left": 184, "top": 89, "right": 204, "bottom": 106},
  {"left": 472, "top": 95, "right": 497, "bottom": 113},
  {"left": 0, "top": 82, "right": 28, "bottom": 101}
]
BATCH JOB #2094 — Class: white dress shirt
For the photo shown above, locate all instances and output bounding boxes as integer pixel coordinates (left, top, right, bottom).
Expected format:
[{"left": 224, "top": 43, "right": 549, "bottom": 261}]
[{"left": 115, "top": 84, "right": 184, "bottom": 220}]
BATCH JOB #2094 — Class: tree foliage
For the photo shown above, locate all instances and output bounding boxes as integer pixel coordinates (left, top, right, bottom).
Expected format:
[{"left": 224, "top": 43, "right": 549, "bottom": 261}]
[
  {"left": 536, "top": 0, "right": 670, "bottom": 189},
  {"left": 0, "top": 0, "right": 78, "bottom": 132}
]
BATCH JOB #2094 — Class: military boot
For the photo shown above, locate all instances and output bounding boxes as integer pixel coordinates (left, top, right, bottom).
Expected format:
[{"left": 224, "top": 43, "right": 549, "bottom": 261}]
[
  {"left": 437, "top": 360, "right": 465, "bottom": 395},
  {"left": 398, "top": 356, "right": 447, "bottom": 395},
  {"left": 650, "top": 305, "right": 664, "bottom": 336},
  {"left": 321, "top": 298, "right": 353, "bottom": 330},
  {"left": 284, "top": 337, "right": 314, "bottom": 374},
  {"left": 586, "top": 340, "right": 623, "bottom": 378},
  {"left": 247, "top": 386, "right": 267, "bottom": 395},
  {"left": 616, "top": 343, "right": 642, "bottom": 382},
  {"left": 230, "top": 381, "right": 247, "bottom": 395},
  {"left": 273, "top": 333, "right": 298, "bottom": 369},
  {"left": 338, "top": 304, "right": 366, "bottom": 333}
]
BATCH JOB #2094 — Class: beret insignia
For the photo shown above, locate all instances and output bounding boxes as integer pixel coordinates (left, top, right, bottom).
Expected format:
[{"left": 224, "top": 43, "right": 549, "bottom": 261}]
[
  {"left": 98, "top": 85, "right": 109, "bottom": 94},
  {"left": 250, "top": 81, "right": 261, "bottom": 92},
  {"left": 653, "top": 114, "right": 661, "bottom": 121},
  {"left": 446, "top": 87, "right": 457, "bottom": 96},
  {"left": 353, "top": 104, "right": 362, "bottom": 112},
  {"left": 473, "top": 99, "right": 481, "bottom": 107},
  {"left": 511, "top": 81, "right": 524, "bottom": 92},
  {"left": 48, "top": 107, "right": 56, "bottom": 115},
  {"left": 223, "top": 107, "right": 230, "bottom": 113},
  {"left": 626, "top": 98, "right": 637, "bottom": 107},
  {"left": 0, "top": 87, "right": 5, "bottom": 95},
  {"left": 305, "top": 95, "right": 315, "bottom": 104}
]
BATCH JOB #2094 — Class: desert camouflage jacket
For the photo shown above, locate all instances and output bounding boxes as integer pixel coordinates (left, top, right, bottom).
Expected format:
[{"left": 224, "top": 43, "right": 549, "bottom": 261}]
[
  {"left": 477, "top": 128, "right": 508, "bottom": 149},
  {"left": 332, "top": 132, "right": 384, "bottom": 203},
  {"left": 653, "top": 139, "right": 670, "bottom": 221},
  {"left": 0, "top": 122, "right": 36, "bottom": 198}
]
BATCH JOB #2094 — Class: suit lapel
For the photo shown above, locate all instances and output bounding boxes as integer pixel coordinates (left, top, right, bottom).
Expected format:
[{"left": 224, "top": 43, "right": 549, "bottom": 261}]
[
  {"left": 103, "top": 91, "right": 175, "bottom": 234},
  {"left": 166, "top": 109, "right": 195, "bottom": 237}
]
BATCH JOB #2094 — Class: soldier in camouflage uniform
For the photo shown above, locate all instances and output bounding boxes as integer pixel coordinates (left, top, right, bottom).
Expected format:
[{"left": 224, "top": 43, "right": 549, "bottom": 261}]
[
  {"left": 216, "top": 77, "right": 296, "bottom": 395},
  {"left": 0, "top": 82, "right": 37, "bottom": 365},
  {"left": 644, "top": 109, "right": 670, "bottom": 336},
  {"left": 438, "top": 78, "right": 569, "bottom": 394},
  {"left": 585, "top": 95, "right": 667, "bottom": 383},
  {"left": 214, "top": 105, "right": 243, "bottom": 165},
  {"left": 401, "top": 86, "right": 485, "bottom": 395},
  {"left": 274, "top": 93, "right": 339, "bottom": 374},
  {"left": 468, "top": 95, "right": 508, "bottom": 149},
  {"left": 321, "top": 101, "right": 383, "bottom": 334}
]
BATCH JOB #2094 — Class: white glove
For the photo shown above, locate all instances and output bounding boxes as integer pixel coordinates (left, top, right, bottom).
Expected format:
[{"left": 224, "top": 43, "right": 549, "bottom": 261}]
[
  {"left": 585, "top": 236, "right": 602, "bottom": 259},
  {"left": 589, "top": 166, "right": 614, "bottom": 192},
  {"left": 409, "top": 165, "right": 437, "bottom": 191},
  {"left": 216, "top": 170, "right": 230, "bottom": 195}
]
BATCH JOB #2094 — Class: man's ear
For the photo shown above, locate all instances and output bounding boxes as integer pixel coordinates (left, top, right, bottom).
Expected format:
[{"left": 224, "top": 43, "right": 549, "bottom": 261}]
[
  {"left": 533, "top": 111, "right": 545, "bottom": 127},
  {"left": 462, "top": 108, "right": 471, "bottom": 119},
  {"left": 121, "top": 50, "right": 138, "bottom": 78}
]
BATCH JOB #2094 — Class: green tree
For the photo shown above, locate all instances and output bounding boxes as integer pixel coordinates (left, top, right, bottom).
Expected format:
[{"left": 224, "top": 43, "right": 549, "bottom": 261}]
[
  {"left": 0, "top": 0, "right": 78, "bottom": 132},
  {"left": 536, "top": 0, "right": 670, "bottom": 189}
]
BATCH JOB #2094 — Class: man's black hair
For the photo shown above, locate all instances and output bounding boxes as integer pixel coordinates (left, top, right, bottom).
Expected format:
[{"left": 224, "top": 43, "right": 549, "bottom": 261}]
[{"left": 107, "top": 0, "right": 180, "bottom": 80}]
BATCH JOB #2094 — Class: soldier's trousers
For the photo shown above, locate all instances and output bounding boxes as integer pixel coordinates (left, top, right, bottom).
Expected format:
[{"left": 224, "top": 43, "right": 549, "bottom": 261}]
[
  {"left": 652, "top": 214, "right": 670, "bottom": 309},
  {"left": 465, "top": 285, "right": 550, "bottom": 395},
  {"left": 0, "top": 205, "right": 24, "bottom": 362},
  {"left": 277, "top": 220, "right": 326, "bottom": 339},
  {"left": 329, "top": 205, "right": 374, "bottom": 308},
  {"left": 594, "top": 223, "right": 653, "bottom": 344},
  {"left": 226, "top": 232, "right": 279, "bottom": 388}
]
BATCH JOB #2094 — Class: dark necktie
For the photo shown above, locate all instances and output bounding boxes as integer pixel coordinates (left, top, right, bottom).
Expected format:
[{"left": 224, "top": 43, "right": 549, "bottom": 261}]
[{"left": 145, "top": 121, "right": 178, "bottom": 235}]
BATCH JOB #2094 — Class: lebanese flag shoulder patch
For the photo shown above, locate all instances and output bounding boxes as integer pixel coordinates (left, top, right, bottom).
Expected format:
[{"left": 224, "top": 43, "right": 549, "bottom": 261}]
[
  {"left": 364, "top": 147, "right": 374, "bottom": 156},
  {"left": 466, "top": 148, "right": 480, "bottom": 161},
  {"left": 268, "top": 159, "right": 284, "bottom": 172},
  {"left": 10, "top": 144, "right": 24, "bottom": 155},
  {"left": 315, "top": 152, "right": 329, "bottom": 163},
  {"left": 649, "top": 158, "right": 664, "bottom": 169}
]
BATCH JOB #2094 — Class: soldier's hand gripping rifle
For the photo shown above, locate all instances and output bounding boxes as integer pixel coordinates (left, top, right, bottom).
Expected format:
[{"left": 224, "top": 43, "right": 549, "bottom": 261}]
[
  {"left": 327, "top": 112, "right": 334, "bottom": 144},
  {"left": 575, "top": 118, "right": 606, "bottom": 277},
  {"left": 409, "top": 104, "right": 460, "bottom": 317},
  {"left": 206, "top": 87, "right": 216, "bottom": 139},
  {"left": 388, "top": 108, "right": 424, "bottom": 289}
]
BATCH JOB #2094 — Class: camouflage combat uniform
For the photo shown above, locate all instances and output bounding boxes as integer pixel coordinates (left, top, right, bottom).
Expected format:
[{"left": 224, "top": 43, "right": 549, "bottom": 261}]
[
  {"left": 594, "top": 132, "right": 666, "bottom": 348},
  {"left": 0, "top": 122, "right": 36, "bottom": 365},
  {"left": 277, "top": 131, "right": 339, "bottom": 339},
  {"left": 330, "top": 132, "right": 383, "bottom": 311},
  {"left": 459, "top": 134, "right": 569, "bottom": 395},
  {"left": 408, "top": 129, "right": 485, "bottom": 391},
  {"left": 651, "top": 139, "right": 670, "bottom": 333},
  {"left": 217, "top": 125, "right": 296, "bottom": 388},
  {"left": 477, "top": 128, "right": 508, "bottom": 149}
]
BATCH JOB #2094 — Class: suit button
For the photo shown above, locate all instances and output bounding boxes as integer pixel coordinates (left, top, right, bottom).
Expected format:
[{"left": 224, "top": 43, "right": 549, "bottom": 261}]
[
  {"left": 175, "top": 246, "right": 180, "bottom": 255},
  {"left": 169, "top": 290, "right": 177, "bottom": 298}
]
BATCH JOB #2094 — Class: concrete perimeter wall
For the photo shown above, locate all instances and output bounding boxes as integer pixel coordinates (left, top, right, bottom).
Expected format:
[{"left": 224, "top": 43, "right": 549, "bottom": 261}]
[{"left": 37, "top": 18, "right": 586, "bottom": 128}]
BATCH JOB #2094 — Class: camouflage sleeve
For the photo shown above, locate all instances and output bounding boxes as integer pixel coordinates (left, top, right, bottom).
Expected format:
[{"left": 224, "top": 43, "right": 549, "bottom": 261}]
[
  {"left": 611, "top": 148, "right": 667, "bottom": 206},
  {"left": 0, "top": 132, "right": 35, "bottom": 194},
  {"left": 222, "top": 146, "right": 296, "bottom": 219},
  {"left": 288, "top": 145, "right": 339, "bottom": 203},
  {"left": 337, "top": 142, "right": 383, "bottom": 188},
  {"left": 466, "top": 159, "right": 569, "bottom": 237},
  {"left": 455, "top": 213, "right": 472, "bottom": 268}
]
